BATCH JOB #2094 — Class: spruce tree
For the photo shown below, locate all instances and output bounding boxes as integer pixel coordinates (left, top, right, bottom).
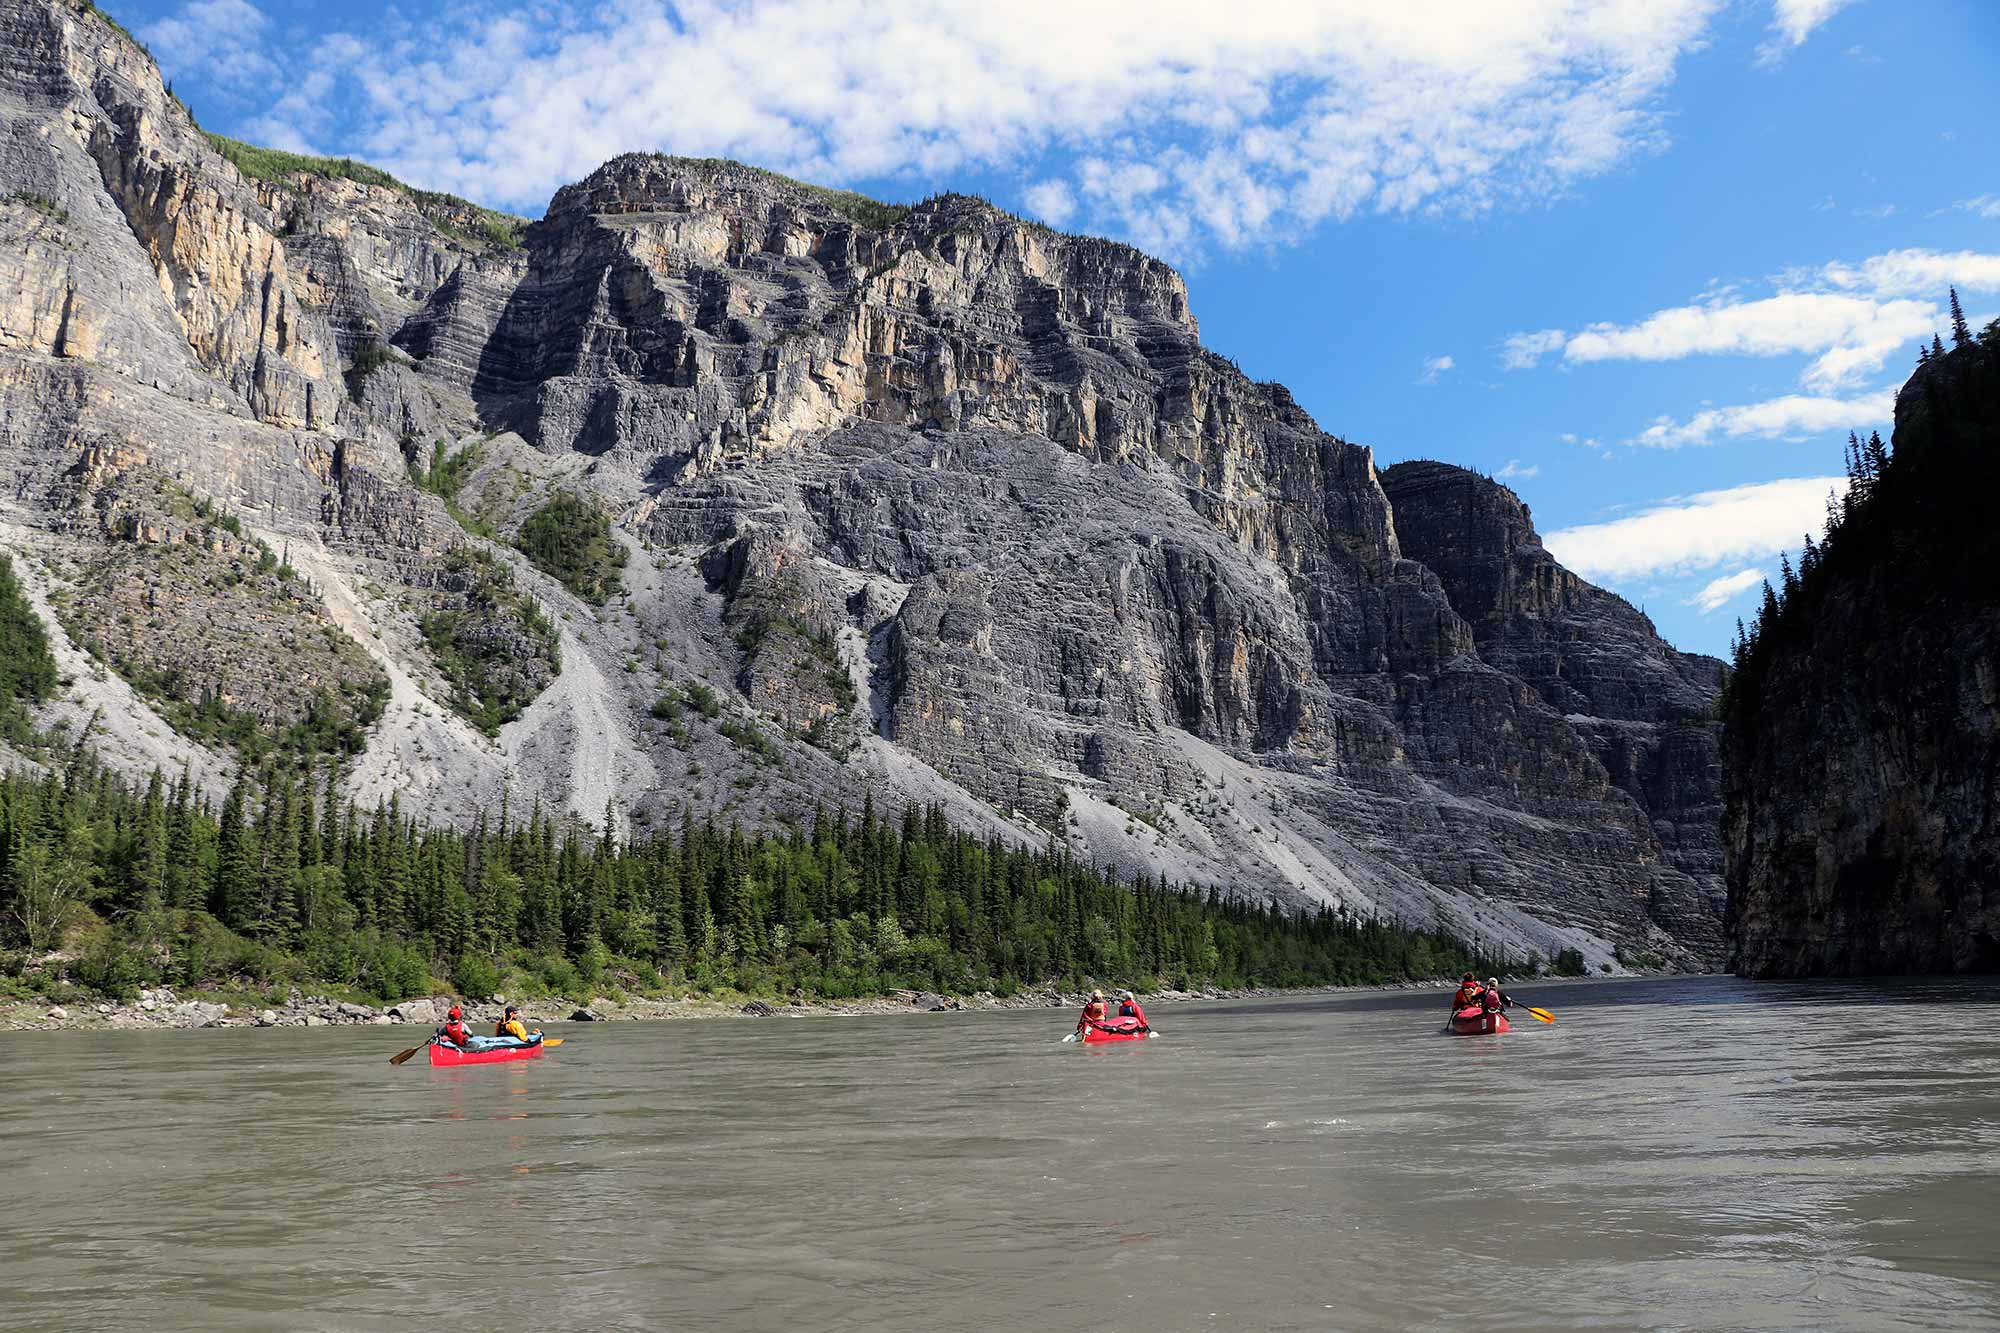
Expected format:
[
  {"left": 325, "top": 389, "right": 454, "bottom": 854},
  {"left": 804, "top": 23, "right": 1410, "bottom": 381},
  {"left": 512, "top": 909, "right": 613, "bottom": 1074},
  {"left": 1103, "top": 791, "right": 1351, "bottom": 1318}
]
[
  {"left": 131, "top": 768, "right": 167, "bottom": 913},
  {"left": 1950, "top": 287, "right": 1971, "bottom": 348},
  {"left": 1864, "top": 431, "right": 1890, "bottom": 481},
  {"left": 211, "top": 778, "right": 257, "bottom": 930}
]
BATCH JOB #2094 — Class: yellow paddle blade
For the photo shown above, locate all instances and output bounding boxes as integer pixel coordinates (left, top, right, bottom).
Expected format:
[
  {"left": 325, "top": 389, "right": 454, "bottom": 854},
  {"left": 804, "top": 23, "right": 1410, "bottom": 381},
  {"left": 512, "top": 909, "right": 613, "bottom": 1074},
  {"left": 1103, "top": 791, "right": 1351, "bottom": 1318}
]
[
  {"left": 542, "top": 1038, "right": 563, "bottom": 1048},
  {"left": 1522, "top": 1006, "right": 1555, "bottom": 1024}
]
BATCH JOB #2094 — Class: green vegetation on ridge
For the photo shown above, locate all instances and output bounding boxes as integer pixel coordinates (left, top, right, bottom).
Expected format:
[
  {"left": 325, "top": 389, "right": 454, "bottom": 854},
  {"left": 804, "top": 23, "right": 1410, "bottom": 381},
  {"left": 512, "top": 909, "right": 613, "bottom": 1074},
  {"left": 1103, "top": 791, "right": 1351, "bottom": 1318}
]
[{"left": 203, "top": 132, "right": 526, "bottom": 250}]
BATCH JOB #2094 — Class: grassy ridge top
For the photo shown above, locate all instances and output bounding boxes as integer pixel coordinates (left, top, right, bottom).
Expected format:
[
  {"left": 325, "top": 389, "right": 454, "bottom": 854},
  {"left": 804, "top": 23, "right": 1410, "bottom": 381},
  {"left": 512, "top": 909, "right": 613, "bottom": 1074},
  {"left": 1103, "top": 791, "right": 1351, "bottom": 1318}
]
[{"left": 204, "top": 132, "right": 528, "bottom": 249}]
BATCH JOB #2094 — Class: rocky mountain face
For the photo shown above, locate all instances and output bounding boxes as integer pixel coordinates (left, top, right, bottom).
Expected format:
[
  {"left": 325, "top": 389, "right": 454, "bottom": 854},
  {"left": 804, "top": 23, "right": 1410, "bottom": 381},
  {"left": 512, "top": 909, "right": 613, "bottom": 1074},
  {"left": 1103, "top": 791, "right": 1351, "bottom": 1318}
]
[
  {"left": 1380, "top": 462, "right": 1727, "bottom": 957},
  {"left": 0, "top": 0, "right": 1727, "bottom": 968},
  {"left": 1725, "top": 341, "right": 2000, "bottom": 977}
]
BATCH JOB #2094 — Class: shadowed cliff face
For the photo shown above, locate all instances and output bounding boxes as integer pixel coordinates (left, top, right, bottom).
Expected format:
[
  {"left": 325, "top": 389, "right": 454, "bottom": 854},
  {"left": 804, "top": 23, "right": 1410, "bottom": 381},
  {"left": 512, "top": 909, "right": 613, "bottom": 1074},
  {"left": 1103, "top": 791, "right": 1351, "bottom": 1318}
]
[
  {"left": 1725, "top": 344, "right": 2000, "bottom": 978},
  {"left": 1381, "top": 462, "right": 1728, "bottom": 959},
  {"left": 0, "top": 0, "right": 1726, "bottom": 968}
]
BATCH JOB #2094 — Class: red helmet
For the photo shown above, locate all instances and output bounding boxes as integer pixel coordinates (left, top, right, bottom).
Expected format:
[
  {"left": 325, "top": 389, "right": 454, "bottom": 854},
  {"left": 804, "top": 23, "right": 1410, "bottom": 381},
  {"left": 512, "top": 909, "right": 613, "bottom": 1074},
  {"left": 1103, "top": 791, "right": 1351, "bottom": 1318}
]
[{"left": 447, "top": 1006, "right": 463, "bottom": 1020}]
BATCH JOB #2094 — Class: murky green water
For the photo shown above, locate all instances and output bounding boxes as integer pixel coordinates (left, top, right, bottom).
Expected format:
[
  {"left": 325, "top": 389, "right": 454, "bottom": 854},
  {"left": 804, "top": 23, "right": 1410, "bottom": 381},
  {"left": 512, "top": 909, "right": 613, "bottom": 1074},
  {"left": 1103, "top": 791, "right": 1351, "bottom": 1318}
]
[{"left": 2, "top": 977, "right": 1997, "bottom": 1331}]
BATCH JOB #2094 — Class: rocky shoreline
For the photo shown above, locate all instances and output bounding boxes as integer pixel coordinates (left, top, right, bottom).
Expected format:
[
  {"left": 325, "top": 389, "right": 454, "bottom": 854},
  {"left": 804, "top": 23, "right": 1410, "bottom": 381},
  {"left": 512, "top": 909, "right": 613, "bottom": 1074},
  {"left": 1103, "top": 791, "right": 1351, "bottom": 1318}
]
[{"left": 0, "top": 979, "right": 1459, "bottom": 1034}]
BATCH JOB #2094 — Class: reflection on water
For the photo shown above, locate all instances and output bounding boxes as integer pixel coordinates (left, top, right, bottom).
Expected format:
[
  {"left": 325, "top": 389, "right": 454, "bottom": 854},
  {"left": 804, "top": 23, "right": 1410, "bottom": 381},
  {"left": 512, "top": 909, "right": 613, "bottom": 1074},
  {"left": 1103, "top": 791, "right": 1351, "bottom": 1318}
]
[{"left": 1, "top": 977, "right": 1996, "bottom": 1331}]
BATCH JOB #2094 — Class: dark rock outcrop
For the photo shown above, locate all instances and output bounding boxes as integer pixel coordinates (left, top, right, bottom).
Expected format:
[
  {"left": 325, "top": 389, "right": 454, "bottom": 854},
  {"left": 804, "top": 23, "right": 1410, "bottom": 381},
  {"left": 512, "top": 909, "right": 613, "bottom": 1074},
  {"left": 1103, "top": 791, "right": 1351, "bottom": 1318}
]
[{"left": 1725, "top": 342, "right": 2000, "bottom": 977}]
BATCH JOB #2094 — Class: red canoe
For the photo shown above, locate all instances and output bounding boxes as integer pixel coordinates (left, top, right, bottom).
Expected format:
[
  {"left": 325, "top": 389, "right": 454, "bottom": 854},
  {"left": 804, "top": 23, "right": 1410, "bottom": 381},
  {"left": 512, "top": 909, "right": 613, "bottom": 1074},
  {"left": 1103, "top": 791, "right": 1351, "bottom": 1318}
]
[
  {"left": 1079, "top": 1020, "right": 1154, "bottom": 1044},
  {"left": 427, "top": 1039, "right": 547, "bottom": 1066},
  {"left": 1449, "top": 1006, "right": 1510, "bottom": 1036}
]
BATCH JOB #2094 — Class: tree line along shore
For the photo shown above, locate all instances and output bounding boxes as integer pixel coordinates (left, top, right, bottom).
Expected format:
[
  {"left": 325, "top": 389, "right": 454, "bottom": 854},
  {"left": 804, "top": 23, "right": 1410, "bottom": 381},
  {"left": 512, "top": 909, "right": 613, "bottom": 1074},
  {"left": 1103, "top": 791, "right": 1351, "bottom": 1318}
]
[{"left": 0, "top": 737, "right": 1509, "bottom": 1018}]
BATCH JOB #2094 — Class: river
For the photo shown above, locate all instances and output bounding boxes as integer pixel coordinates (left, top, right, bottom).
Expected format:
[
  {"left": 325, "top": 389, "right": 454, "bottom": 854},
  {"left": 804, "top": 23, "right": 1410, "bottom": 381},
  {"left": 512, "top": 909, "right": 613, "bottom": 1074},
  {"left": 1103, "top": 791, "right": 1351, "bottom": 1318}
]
[{"left": 2, "top": 976, "right": 1996, "bottom": 1331}]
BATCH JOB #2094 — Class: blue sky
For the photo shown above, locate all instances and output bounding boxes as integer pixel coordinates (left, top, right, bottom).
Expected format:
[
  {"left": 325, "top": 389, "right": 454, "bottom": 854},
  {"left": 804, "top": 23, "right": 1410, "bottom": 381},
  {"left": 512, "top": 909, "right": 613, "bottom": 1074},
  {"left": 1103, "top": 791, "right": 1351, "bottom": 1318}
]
[{"left": 123, "top": 0, "right": 1998, "bottom": 657}]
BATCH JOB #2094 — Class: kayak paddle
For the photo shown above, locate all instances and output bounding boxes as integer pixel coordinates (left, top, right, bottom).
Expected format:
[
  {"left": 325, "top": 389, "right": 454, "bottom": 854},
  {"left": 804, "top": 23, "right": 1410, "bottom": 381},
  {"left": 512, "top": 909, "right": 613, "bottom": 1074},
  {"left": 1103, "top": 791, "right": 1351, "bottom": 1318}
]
[{"left": 1517, "top": 1005, "right": 1555, "bottom": 1024}]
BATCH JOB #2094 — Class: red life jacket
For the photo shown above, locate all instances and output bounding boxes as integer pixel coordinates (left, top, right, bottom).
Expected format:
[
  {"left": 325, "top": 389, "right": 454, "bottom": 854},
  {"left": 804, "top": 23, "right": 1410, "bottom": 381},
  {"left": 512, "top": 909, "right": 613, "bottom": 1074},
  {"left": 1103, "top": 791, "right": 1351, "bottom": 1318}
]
[
  {"left": 442, "top": 1020, "right": 470, "bottom": 1046},
  {"left": 1453, "top": 985, "right": 1481, "bottom": 1009}
]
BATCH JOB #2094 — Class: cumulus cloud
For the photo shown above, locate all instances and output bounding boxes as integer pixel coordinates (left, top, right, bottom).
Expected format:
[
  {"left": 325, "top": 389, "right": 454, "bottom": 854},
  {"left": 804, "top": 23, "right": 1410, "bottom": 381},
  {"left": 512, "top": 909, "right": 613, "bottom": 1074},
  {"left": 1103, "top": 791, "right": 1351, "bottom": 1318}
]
[
  {"left": 1686, "top": 567, "right": 1766, "bottom": 614},
  {"left": 1495, "top": 459, "right": 1540, "bottom": 480},
  {"left": 1630, "top": 386, "right": 1895, "bottom": 448},
  {"left": 144, "top": 0, "right": 1821, "bottom": 254},
  {"left": 1023, "top": 179, "right": 1077, "bottom": 228},
  {"left": 141, "top": 0, "right": 276, "bottom": 88},
  {"left": 1543, "top": 475, "right": 1845, "bottom": 581},
  {"left": 1418, "top": 354, "right": 1455, "bottom": 385}
]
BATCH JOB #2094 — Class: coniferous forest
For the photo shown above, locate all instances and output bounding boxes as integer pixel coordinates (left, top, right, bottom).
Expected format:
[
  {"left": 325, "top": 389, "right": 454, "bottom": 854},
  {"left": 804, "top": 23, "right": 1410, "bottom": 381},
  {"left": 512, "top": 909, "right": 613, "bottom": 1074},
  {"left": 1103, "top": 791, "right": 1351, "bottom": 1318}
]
[
  {"left": 0, "top": 547, "right": 1492, "bottom": 1006},
  {"left": 0, "top": 752, "right": 1491, "bottom": 1005}
]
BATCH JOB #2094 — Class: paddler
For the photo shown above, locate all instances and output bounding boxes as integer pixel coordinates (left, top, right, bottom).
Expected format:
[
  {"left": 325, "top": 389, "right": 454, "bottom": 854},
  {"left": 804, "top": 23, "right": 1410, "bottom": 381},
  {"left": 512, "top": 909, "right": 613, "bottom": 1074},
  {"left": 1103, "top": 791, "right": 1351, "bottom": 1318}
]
[
  {"left": 1076, "top": 989, "right": 1108, "bottom": 1035},
  {"left": 439, "top": 1005, "right": 474, "bottom": 1048},
  {"left": 495, "top": 1005, "right": 540, "bottom": 1043},
  {"left": 1113, "top": 989, "right": 1149, "bottom": 1031},
  {"left": 1449, "top": 971, "right": 1481, "bottom": 1016},
  {"left": 1480, "top": 978, "right": 1514, "bottom": 1015}
]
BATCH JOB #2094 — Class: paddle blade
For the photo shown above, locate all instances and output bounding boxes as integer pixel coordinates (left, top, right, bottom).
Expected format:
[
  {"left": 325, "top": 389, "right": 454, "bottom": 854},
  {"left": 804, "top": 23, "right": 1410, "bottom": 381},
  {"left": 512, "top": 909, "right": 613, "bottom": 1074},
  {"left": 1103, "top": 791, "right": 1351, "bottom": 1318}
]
[
  {"left": 1521, "top": 1006, "right": 1555, "bottom": 1024},
  {"left": 388, "top": 1046, "right": 422, "bottom": 1066},
  {"left": 542, "top": 1038, "right": 563, "bottom": 1048},
  {"left": 1061, "top": 1032, "right": 1078, "bottom": 1043}
]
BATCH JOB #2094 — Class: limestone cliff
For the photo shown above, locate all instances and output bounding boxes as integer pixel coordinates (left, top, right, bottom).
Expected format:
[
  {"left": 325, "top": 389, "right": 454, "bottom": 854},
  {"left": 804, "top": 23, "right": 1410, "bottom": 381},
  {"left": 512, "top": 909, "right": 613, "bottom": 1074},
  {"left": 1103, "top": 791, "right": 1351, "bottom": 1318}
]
[
  {"left": 0, "top": 0, "right": 1729, "bottom": 968},
  {"left": 1725, "top": 338, "right": 2000, "bottom": 977}
]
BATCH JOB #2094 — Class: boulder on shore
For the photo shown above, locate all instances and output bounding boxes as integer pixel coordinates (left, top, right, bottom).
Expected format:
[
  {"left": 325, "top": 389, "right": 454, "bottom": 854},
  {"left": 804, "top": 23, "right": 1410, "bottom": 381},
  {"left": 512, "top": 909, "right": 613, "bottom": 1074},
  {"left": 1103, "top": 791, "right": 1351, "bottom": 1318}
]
[{"left": 742, "top": 1001, "right": 776, "bottom": 1017}]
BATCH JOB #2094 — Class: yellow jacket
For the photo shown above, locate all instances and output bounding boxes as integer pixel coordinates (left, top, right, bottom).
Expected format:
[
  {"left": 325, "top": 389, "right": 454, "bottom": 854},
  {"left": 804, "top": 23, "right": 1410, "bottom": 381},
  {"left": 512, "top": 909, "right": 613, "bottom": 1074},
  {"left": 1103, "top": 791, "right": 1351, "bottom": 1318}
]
[{"left": 497, "top": 1017, "right": 531, "bottom": 1040}]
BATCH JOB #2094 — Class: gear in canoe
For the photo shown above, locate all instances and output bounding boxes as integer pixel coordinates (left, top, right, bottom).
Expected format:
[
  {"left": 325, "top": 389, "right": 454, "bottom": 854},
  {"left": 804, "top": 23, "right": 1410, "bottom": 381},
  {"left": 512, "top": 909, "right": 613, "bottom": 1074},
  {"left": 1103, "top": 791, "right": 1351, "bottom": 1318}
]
[{"left": 428, "top": 1034, "right": 549, "bottom": 1066}]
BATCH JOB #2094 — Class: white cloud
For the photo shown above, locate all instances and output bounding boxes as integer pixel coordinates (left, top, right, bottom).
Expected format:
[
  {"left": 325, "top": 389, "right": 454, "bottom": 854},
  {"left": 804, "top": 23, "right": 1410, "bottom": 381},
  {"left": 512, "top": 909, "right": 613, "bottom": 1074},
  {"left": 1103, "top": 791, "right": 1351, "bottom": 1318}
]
[
  {"left": 1686, "top": 567, "right": 1766, "bottom": 614},
  {"left": 1495, "top": 459, "right": 1539, "bottom": 480},
  {"left": 1762, "top": 0, "right": 1858, "bottom": 61},
  {"left": 142, "top": 0, "right": 276, "bottom": 87},
  {"left": 1956, "top": 195, "right": 2000, "bottom": 220},
  {"left": 1564, "top": 292, "right": 1935, "bottom": 389},
  {"left": 1543, "top": 475, "right": 1845, "bottom": 581},
  {"left": 1688, "top": 568, "right": 1768, "bottom": 616},
  {"left": 1631, "top": 386, "right": 1895, "bottom": 448},
  {"left": 1023, "top": 180, "right": 1077, "bottom": 228},
  {"left": 150, "top": 0, "right": 1772, "bottom": 253},
  {"left": 1503, "top": 248, "right": 2000, "bottom": 391},
  {"left": 1418, "top": 354, "right": 1455, "bottom": 385},
  {"left": 1501, "top": 329, "right": 1567, "bottom": 370},
  {"left": 1820, "top": 248, "right": 2000, "bottom": 299}
]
